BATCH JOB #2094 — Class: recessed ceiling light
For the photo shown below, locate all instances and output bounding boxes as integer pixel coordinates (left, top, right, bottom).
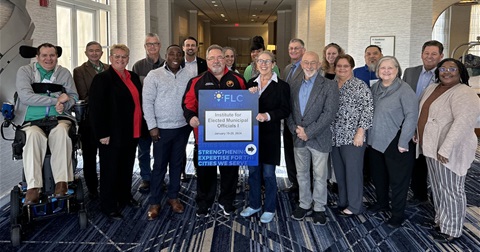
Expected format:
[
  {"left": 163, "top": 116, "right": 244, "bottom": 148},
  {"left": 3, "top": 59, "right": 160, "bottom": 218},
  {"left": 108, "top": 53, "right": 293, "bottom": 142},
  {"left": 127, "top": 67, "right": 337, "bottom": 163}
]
[
  {"left": 251, "top": 19, "right": 254, "bottom": 21},
  {"left": 214, "top": 4, "right": 218, "bottom": 6},
  {"left": 252, "top": 14, "right": 257, "bottom": 17},
  {"left": 211, "top": 1, "right": 216, "bottom": 3},
  {"left": 220, "top": 13, "right": 225, "bottom": 17},
  {"left": 225, "top": 19, "right": 228, "bottom": 21}
]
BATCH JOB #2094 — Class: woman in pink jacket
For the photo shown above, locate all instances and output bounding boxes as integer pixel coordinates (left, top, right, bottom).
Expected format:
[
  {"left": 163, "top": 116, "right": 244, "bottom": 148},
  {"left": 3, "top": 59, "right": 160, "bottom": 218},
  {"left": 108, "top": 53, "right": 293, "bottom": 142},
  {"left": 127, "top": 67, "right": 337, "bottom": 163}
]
[{"left": 417, "top": 58, "right": 480, "bottom": 243}]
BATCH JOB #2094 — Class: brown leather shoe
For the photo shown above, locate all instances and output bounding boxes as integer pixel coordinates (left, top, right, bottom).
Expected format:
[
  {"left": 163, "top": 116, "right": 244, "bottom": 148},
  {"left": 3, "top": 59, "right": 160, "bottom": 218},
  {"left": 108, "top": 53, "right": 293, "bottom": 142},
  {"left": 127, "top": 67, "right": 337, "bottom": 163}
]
[
  {"left": 168, "top": 199, "right": 184, "bottom": 213},
  {"left": 24, "top": 188, "right": 40, "bottom": 205},
  {"left": 147, "top": 204, "right": 161, "bottom": 220},
  {"left": 54, "top": 182, "right": 68, "bottom": 196}
]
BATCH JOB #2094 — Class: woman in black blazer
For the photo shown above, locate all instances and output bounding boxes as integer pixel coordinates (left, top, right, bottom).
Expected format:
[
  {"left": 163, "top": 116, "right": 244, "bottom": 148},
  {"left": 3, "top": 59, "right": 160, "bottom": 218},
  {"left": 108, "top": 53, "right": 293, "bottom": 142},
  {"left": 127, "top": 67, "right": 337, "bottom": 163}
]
[
  {"left": 240, "top": 51, "right": 290, "bottom": 223},
  {"left": 89, "top": 44, "right": 144, "bottom": 220}
]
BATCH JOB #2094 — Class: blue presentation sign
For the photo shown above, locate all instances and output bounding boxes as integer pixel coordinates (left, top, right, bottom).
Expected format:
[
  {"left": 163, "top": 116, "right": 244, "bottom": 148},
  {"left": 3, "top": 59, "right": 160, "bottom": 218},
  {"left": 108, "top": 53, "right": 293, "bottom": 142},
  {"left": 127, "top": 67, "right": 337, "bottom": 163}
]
[{"left": 198, "top": 90, "right": 259, "bottom": 166}]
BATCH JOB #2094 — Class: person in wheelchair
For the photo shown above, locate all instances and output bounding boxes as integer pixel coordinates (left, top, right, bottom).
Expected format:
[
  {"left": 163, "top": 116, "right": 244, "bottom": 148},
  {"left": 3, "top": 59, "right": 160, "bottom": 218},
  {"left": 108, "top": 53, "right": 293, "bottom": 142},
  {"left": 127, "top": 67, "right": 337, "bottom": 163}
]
[{"left": 13, "top": 43, "right": 79, "bottom": 205}]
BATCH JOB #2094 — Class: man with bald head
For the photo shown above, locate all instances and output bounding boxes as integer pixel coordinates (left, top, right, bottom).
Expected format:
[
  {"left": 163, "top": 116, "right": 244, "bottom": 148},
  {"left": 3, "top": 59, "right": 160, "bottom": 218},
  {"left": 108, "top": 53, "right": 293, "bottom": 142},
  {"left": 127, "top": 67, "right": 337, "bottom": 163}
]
[{"left": 287, "top": 51, "right": 339, "bottom": 225}]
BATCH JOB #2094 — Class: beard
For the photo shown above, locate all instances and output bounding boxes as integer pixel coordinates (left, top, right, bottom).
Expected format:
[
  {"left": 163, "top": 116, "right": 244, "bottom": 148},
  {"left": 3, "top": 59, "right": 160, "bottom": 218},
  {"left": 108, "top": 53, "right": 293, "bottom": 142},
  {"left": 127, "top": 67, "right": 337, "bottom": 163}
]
[{"left": 368, "top": 63, "right": 376, "bottom": 72}]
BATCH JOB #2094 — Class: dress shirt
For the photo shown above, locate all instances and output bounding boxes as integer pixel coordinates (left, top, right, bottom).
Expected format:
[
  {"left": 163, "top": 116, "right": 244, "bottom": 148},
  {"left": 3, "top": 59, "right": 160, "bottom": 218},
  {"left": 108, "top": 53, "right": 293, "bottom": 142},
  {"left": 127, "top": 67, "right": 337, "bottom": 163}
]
[
  {"left": 299, "top": 73, "right": 317, "bottom": 116},
  {"left": 415, "top": 67, "right": 435, "bottom": 97}
]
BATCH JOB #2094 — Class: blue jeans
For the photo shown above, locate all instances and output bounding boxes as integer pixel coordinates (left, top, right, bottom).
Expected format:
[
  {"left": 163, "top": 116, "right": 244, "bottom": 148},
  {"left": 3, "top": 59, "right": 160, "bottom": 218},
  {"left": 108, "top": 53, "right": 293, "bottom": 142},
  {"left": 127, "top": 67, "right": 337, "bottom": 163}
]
[
  {"left": 137, "top": 136, "right": 152, "bottom": 181},
  {"left": 247, "top": 163, "right": 277, "bottom": 212},
  {"left": 149, "top": 125, "right": 191, "bottom": 204}
]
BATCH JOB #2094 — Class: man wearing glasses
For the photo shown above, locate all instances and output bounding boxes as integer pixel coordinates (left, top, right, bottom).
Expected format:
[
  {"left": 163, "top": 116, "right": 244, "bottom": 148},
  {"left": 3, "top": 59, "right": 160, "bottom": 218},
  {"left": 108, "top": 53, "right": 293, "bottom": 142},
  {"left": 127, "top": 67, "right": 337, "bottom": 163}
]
[
  {"left": 281, "top": 38, "right": 306, "bottom": 199},
  {"left": 182, "top": 45, "right": 247, "bottom": 217},
  {"left": 287, "top": 51, "right": 339, "bottom": 225},
  {"left": 132, "top": 33, "right": 165, "bottom": 193}
]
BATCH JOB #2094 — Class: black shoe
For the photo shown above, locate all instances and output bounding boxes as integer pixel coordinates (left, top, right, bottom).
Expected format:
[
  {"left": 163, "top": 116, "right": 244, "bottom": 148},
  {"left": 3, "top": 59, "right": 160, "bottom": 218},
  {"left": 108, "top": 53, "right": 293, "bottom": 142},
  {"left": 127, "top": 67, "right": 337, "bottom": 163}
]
[
  {"left": 419, "top": 219, "right": 439, "bottom": 230},
  {"left": 312, "top": 211, "right": 327, "bottom": 225},
  {"left": 283, "top": 185, "right": 299, "bottom": 193},
  {"left": 367, "top": 204, "right": 389, "bottom": 213},
  {"left": 196, "top": 207, "right": 210, "bottom": 218},
  {"left": 386, "top": 217, "right": 403, "bottom": 228},
  {"left": 408, "top": 198, "right": 428, "bottom": 207},
  {"left": 124, "top": 198, "right": 141, "bottom": 208},
  {"left": 107, "top": 211, "right": 123, "bottom": 220},
  {"left": 432, "top": 231, "right": 457, "bottom": 243},
  {"left": 138, "top": 180, "right": 150, "bottom": 193},
  {"left": 219, "top": 204, "right": 235, "bottom": 216},
  {"left": 291, "top": 206, "right": 312, "bottom": 221}
]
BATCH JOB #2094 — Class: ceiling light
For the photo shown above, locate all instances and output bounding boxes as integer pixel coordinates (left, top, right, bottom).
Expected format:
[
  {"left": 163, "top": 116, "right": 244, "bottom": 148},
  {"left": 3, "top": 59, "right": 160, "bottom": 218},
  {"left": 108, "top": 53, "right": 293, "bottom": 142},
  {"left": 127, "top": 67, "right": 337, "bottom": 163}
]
[
  {"left": 211, "top": 1, "right": 216, "bottom": 3},
  {"left": 252, "top": 14, "right": 256, "bottom": 17},
  {"left": 251, "top": 19, "right": 254, "bottom": 21},
  {"left": 220, "top": 13, "right": 225, "bottom": 17},
  {"left": 224, "top": 19, "right": 228, "bottom": 21},
  {"left": 214, "top": 4, "right": 218, "bottom": 6}
]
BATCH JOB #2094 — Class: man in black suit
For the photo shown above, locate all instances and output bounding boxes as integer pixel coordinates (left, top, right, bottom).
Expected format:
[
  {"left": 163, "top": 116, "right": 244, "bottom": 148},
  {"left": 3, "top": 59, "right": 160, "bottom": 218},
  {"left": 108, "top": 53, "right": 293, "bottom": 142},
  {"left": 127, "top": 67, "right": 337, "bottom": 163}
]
[
  {"left": 402, "top": 40, "right": 444, "bottom": 206},
  {"left": 281, "top": 38, "right": 305, "bottom": 196},
  {"left": 182, "top": 36, "right": 207, "bottom": 77},
  {"left": 181, "top": 36, "right": 208, "bottom": 181}
]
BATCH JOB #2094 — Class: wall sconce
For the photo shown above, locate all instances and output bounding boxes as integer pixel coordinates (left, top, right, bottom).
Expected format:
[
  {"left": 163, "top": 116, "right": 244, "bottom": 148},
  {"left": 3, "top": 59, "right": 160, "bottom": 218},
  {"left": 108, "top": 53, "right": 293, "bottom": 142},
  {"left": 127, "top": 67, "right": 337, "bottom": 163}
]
[{"left": 266, "top": 44, "right": 276, "bottom": 51}]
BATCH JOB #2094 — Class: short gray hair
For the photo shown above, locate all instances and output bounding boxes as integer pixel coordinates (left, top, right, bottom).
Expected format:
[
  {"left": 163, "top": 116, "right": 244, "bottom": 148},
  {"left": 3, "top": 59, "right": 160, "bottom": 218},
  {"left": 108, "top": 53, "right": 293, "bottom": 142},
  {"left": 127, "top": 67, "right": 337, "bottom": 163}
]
[
  {"left": 375, "top": 56, "right": 402, "bottom": 79},
  {"left": 206, "top": 44, "right": 224, "bottom": 57}
]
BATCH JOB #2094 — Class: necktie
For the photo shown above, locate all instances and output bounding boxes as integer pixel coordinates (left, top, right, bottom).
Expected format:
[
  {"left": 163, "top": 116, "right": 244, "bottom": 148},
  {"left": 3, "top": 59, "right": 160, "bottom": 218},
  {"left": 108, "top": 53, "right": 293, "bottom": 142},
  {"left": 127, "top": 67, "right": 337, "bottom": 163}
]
[{"left": 286, "top": 64, "right": 296, "bottom": 83}]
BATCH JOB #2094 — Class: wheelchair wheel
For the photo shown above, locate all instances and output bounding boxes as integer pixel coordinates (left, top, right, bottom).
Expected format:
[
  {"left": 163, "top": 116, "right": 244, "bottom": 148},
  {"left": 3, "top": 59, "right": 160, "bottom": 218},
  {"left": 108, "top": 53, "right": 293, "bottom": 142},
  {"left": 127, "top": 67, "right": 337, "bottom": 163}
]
[
  {"left": 10, "top": 186, "right": 21, "bottom": 224},
  {"left": 79, "top": 210, "right": 87, "bottom": 229},
  {"left": 11, "top": 225, "right": 21, "bottom": 247}
]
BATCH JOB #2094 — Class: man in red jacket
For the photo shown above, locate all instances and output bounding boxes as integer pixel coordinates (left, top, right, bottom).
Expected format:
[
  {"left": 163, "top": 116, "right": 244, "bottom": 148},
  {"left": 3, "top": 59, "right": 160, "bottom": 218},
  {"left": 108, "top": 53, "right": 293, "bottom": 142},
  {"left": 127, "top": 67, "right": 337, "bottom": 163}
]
[{"left": 182, "top": 44, "right": 247, "bottom": 217}]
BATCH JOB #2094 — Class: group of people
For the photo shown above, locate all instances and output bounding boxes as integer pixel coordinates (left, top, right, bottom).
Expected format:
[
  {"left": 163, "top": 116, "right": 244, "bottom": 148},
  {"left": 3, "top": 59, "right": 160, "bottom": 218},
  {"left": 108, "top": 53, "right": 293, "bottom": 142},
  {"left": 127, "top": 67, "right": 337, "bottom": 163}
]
[{"left": 14, "top": 35, "right": 479, "bottom": 243}]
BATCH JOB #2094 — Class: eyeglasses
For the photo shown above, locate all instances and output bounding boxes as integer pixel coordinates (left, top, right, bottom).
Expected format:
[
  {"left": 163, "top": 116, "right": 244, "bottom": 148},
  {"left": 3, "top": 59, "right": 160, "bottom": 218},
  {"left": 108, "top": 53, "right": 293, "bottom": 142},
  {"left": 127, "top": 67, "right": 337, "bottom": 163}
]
[
  {"left": 289, "top": 47, "right": 303, "bottom": 51},
  {"left": 335, "top": 64, "right": 351, "bottom": 69},
  {"left": 302, "top": 60, "right": 318, "bottom": 66},
  {"left": 256, "top": 59, "right": 273, "bottom": 65},
  {"left": 112, "top": 54, "right": 128, "bottom": 59},
  {"left": 145, "top": 42, "right": 160, "bottom": 47},
  {"left": 207, "top": 56, "right": 225, "bottom": 61},
  {"left": 438, "top": 67, "right": 458, "bottom": 73}
]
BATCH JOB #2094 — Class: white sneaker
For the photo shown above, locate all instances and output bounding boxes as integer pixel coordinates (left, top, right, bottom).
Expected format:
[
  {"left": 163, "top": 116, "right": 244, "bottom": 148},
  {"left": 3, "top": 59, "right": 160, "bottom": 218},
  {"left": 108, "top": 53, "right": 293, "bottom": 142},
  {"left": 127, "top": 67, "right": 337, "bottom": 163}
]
[
  {"left": 240, "top": 207, "right": 261, "bottom": 217},
  {"left": 260, "top": 212, "right": 275, "bottom": 223}
]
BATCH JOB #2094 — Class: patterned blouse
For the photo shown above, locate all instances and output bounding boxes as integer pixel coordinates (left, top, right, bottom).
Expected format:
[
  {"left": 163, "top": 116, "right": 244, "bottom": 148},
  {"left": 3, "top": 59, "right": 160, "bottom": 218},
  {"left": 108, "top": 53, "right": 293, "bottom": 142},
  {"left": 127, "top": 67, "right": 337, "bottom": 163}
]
[{"left": 331, "top": 77, "right": 374, "bottom": 146}]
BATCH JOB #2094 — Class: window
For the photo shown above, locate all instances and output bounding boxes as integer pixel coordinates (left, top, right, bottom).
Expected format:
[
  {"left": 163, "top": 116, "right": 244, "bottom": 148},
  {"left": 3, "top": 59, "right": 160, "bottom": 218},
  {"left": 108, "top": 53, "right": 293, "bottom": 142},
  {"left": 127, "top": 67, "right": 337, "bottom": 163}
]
[
  {"left": 56, "top": 0, "right": 110, "bottom": 72},
  {"left": 432, "top": 8, "right": 450, "bottom": 56},
  {"left": 469, "top": 4, "right": 480, "bottom": 56}
]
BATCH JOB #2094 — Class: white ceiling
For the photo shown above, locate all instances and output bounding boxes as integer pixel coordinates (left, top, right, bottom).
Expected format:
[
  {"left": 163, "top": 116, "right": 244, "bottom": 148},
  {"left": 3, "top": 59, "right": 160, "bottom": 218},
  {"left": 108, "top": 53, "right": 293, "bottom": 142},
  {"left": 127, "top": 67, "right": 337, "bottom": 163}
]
[{"left": 173, "top": 0, "right": 295, "bottom": 25}]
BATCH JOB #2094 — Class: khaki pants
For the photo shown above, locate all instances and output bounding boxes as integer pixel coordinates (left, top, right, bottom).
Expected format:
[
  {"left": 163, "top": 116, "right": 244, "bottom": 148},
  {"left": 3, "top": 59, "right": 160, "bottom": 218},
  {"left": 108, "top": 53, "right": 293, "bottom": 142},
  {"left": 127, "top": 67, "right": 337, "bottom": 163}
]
[{"left": 22, "top": 120, "right": 73, "bottom": 189}]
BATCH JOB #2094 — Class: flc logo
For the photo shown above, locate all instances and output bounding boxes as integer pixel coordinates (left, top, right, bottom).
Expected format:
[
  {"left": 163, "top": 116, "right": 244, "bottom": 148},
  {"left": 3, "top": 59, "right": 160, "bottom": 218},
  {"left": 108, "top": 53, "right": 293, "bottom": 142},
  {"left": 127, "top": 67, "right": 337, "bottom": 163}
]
[{"left": 213, "top": 91, "right": 244, "bottom": 103}]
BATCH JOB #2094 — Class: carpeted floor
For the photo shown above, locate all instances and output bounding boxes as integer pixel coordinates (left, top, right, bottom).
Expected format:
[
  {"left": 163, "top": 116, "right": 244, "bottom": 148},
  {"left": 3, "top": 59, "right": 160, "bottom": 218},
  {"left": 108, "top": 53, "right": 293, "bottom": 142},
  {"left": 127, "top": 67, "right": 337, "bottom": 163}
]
[{"left": 0, "top": 140, "right": 479, "bottom": 251}]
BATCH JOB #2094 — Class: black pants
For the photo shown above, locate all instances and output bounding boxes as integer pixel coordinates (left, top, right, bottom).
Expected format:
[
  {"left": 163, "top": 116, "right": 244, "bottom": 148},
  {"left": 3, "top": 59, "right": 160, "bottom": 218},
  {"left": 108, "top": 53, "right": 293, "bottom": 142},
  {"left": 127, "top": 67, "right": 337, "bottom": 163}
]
[
  {"left": 369, "top": 132, "right": 414, "bottom": 220},
  {"left": 79, "top": 119, "right": 98, "bottom": 194},
  {"left": 410, "top": 154, "right": 428, "bottom": 201},
  {"left": 283, "top": 127, "right": 298, "bottom": 188},
  {"left": 196, "top": 165, "right": 239, "bottom": 209},
  {"left": 99, "top": 138, "right": 138, "bottom": 213}
]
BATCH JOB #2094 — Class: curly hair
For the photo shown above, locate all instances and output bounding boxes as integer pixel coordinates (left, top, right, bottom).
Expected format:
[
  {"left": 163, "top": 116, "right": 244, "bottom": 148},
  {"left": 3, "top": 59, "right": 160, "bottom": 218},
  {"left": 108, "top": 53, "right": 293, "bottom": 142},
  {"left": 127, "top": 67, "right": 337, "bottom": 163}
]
[{"left": 434, "top": 58, "right": 469, "bottom": 85}]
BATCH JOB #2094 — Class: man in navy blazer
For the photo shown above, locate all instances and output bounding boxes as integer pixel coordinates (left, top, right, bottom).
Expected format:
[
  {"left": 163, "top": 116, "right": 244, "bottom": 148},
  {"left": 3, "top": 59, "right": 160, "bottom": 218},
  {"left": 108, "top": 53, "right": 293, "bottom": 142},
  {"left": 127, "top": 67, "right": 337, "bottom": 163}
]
[
  {"left": 287, "top": 51, "right": 339, "bottom": 225},
  {"left": 402, "top": 40, "right": 444, "bottom": 206}
]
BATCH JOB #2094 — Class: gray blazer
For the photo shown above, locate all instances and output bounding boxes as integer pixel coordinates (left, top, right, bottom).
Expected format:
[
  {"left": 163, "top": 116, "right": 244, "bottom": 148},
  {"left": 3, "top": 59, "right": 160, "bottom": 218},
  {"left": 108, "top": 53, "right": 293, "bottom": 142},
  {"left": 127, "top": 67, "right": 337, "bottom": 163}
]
[
  {"left": 402, "top": 65, "right": 422, "bottom": 92},
  {"left": 282, "top": 62, "right": 304, "bottom": 85},
  {"left": 287, "top": 74, "right": 339, "bottom": 153}
]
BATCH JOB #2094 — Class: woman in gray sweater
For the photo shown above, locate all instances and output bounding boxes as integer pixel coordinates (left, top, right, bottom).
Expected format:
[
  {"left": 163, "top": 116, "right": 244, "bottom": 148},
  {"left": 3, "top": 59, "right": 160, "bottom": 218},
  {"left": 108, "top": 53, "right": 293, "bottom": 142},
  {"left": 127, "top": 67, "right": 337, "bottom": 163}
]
[{"left": 367, "top": 56, "right": 418, "bottom": 228}]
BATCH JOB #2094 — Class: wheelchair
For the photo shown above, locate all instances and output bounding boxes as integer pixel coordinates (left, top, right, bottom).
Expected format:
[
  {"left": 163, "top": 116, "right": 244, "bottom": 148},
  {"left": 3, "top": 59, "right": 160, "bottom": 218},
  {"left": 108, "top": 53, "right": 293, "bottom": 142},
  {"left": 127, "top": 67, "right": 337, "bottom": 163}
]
[{"left": 1, "top": 46, "right": 87, "bottom": 247}]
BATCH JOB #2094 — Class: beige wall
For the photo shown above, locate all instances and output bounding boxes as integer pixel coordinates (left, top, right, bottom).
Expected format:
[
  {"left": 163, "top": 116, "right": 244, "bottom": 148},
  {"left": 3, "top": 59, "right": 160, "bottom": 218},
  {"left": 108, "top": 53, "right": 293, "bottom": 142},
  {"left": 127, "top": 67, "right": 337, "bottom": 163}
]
[{"left": 449, "top": 5, "right": 472, "bottom": 59}]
